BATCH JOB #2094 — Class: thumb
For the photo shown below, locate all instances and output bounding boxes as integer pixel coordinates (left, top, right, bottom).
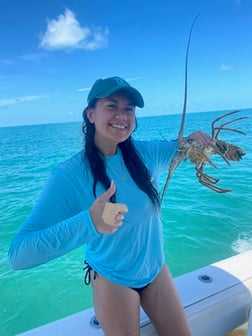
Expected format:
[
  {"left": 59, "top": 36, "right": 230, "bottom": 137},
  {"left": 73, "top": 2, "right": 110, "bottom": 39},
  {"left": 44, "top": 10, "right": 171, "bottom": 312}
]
[{"left": 98, "top": 181, "right": 116, "bottom": 203}]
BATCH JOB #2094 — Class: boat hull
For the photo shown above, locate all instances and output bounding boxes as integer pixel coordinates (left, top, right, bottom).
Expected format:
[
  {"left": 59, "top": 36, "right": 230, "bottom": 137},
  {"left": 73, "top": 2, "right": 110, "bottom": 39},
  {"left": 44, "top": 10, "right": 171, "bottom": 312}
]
[{"left": 17, "top": 250, "right": 252, "bottom": 336}]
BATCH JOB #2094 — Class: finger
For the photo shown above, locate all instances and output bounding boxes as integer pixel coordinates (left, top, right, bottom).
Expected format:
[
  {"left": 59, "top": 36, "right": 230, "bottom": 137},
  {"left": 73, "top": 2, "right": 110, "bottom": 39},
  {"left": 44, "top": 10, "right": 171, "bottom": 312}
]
[
  {"left": 114, "top": 213, "right": 125, "bottom": 225},
  {"left": 112, "top": 213, "right": 125, "bottom": 228},
  {"left": 102, "top": 202, "right": 128, "bottom": 226},
  {"left": 116, "top": 213, "right": 125, "bottom": 220},
  {"left": 115, "top": 204, "right": 128, "bottom": 214},
  {"left": 97, "top": 181, "right": 116, "bottom": 203}
]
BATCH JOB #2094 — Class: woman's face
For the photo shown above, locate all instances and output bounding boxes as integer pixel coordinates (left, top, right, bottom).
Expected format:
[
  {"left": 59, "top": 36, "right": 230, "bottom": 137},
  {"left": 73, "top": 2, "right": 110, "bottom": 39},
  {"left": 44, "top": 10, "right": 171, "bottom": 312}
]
[{"left": 86, "top": 91, "right": 136, "bottom": 155}]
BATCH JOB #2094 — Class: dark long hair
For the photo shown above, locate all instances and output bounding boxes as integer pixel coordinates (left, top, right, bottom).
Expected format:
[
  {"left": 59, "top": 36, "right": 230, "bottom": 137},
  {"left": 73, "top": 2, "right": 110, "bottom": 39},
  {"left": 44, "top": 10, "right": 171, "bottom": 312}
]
[{"left": 82, "top": 103, "right": 160, "bottom": 209}]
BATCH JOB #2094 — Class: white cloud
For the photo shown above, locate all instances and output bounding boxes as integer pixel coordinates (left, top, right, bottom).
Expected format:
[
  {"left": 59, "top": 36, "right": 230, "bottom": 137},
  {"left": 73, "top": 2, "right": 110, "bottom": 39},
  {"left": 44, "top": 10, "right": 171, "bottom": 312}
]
[
  {"left": 220, "top": 64, "right": 233, "bottom": 71},
  {"left": 0, "top": 95, "right": 46, "bottom": 107},
  {"left": 77, "top": 87, "right": 90, "bottom": 92},
  {"left": 39, "top": 8, "right": 109, "bottom": 51},
  {"left": 126, "top": 76, "right": 142, "bottom": 82}
]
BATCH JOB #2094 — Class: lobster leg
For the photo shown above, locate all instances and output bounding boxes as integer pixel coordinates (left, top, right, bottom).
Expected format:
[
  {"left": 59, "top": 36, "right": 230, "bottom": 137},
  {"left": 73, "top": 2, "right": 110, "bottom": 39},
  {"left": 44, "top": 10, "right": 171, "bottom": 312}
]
[
  {"left": 198, "top": 178, "right": 232, "bottom": 193},
  {"left": 196, "top": 165, "right": 231, "bottom": 193},
  {"left": 160, "top": 154, "right": 184, "bottom": 202},
  {"left": 195, "top": 164, "right": 220, "bottom": 184}
]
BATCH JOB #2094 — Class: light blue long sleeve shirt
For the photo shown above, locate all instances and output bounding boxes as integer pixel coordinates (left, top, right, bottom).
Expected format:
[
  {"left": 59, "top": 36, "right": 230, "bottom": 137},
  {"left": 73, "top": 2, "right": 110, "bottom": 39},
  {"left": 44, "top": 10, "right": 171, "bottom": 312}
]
[{"left": 8, "top": 140, "right": 178, "bottom": 288}]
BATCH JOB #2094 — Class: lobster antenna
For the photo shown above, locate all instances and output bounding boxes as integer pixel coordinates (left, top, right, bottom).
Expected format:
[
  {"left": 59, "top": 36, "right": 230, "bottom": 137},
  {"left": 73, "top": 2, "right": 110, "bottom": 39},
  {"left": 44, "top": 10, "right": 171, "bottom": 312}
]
[{"left": 178, "top": 14, "right": 200, "bottom": 143}]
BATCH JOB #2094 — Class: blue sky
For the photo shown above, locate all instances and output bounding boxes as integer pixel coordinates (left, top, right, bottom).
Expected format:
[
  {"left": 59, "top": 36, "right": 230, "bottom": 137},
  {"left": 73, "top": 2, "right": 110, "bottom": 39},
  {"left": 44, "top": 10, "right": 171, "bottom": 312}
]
[{"left": 0, "top": 0, "right": 252, "bottom": 126}]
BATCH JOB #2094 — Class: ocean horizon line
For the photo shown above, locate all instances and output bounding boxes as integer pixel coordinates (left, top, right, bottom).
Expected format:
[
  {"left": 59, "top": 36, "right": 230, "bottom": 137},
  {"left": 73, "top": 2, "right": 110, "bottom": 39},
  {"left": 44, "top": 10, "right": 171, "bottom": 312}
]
[{"left": 1, "top": 106, "right": 251, "bottom": 129}]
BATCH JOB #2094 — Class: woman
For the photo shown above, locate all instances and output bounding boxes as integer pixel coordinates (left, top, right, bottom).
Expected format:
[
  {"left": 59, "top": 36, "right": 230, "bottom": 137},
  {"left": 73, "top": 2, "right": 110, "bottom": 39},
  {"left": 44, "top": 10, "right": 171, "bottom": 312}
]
[{"left": 9, "top": 76, "right": 210, "bottom": 335}]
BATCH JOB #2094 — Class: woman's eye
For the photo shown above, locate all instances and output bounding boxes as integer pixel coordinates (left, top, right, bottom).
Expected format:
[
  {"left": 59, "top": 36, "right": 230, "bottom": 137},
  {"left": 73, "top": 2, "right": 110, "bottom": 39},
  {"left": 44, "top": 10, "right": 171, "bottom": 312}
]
[
  {"left": 107, "top": 104, "right": 116, "bottom": 109},
  {"left": 126, "top": 107, "right": 135, "bottom": 114}
]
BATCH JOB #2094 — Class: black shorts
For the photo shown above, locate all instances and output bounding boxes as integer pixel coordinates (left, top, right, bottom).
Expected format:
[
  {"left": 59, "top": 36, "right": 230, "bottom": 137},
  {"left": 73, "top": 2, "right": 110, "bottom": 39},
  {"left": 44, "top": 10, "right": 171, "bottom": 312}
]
[
  {"left": 83, "top": 260, "right": 150, "bottom": 294},
  {"left": 131, "top": 284, "right": 150, "bottom": 295}
]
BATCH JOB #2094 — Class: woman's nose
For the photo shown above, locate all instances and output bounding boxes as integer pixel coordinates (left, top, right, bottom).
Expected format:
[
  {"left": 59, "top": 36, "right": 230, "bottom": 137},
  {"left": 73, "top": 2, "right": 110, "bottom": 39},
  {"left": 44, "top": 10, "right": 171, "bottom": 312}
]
[{"left": 115, "top": 110, "right": 127, "bottom": 118}]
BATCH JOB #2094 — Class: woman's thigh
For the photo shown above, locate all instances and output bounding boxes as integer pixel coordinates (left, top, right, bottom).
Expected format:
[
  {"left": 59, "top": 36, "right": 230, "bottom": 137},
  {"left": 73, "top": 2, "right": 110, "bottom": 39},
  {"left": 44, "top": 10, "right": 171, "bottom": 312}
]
[
  {"left": 91, "top": 272, "right": 141, "bottom": 336},
  {"left": 140, "top": 264, "right": 191, "bottom": 336}
]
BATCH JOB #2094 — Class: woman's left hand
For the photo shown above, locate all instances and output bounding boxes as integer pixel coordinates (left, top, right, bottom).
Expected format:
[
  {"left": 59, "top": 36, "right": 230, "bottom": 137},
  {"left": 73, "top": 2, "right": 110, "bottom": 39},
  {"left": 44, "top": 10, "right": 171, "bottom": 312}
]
[{"left": 187, "top": 130, "right": 212, "bottom": 146}]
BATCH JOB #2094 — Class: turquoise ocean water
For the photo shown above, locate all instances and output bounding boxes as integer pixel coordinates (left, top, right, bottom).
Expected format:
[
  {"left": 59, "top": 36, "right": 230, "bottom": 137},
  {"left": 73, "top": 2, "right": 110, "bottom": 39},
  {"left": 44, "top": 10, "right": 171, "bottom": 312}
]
[{"left": 1, "top": 109, "right": 252, "bottom": 335}]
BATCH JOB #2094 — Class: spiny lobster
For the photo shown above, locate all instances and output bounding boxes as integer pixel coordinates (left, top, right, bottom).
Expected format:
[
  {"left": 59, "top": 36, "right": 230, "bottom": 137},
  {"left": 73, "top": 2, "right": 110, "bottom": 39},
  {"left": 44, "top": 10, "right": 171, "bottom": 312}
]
[{"left": 160, "top": 16, "right": 247, "bottom": 202}]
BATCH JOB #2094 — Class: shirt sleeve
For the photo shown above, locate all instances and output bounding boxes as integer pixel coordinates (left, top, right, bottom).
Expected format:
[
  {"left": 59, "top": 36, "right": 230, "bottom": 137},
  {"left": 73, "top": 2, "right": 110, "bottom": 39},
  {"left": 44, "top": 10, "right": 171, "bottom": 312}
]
[
  {"left": 8, "top": 164, "right": 99, "bottom": 270},
  {"left": 135, "top": 139, "right": 179, "bottom": 172}
]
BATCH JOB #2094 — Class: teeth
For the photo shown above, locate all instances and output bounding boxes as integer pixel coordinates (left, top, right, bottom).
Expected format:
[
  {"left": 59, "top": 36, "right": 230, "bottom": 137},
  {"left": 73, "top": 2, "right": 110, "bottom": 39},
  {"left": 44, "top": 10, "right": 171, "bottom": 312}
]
[{"left": 111, "top": 124, "right": 126, "bottom": 129}]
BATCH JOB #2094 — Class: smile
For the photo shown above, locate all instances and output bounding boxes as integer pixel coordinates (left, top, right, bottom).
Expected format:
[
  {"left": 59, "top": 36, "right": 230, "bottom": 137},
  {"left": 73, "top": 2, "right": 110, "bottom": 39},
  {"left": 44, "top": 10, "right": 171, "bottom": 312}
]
[{"left": 111, "top": 123, "right": 127, "bottom": 129}]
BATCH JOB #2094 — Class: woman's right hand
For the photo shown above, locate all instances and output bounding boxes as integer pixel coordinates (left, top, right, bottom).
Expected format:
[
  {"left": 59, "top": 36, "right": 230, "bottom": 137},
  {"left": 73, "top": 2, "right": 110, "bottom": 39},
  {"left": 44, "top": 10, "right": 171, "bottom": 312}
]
[{"left": 89, "top": 181, "right": 128, "bottom": 234}]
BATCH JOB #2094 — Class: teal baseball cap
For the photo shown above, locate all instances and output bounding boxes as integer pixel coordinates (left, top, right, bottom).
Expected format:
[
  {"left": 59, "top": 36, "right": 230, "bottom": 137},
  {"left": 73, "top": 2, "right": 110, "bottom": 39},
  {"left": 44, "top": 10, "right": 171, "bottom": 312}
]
[{"left": 87, "top": 76, "right": 144, "bottom": 108}]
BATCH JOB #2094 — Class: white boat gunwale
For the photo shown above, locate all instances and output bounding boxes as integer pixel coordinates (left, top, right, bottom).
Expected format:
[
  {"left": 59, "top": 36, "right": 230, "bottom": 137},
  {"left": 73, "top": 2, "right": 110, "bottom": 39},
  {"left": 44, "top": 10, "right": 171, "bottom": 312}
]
[{"left": 16, "top": 250, "right": 252, "bottom": 336}]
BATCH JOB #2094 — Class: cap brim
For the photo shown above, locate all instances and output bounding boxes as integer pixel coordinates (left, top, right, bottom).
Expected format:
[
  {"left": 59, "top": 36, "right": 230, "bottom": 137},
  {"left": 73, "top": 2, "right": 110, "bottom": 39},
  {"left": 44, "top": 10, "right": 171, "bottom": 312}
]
[{"left": 96, "top": 86, "right": 144, "bottom": 108}]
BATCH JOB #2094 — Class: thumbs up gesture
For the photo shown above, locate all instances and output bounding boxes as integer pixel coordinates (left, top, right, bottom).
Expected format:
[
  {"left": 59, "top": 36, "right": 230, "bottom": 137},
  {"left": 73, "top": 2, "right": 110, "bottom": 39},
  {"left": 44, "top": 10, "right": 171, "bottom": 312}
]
[{"left": 89, "top": 181, "right": 128, "bottom": 234}]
